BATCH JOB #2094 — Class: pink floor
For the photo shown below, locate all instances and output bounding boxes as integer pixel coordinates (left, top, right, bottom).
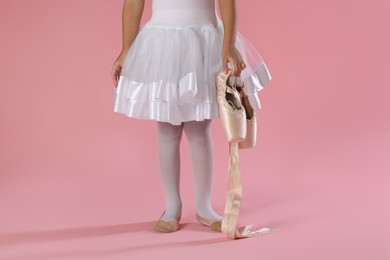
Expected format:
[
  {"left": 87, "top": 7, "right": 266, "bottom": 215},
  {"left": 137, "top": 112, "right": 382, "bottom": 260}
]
[
  {"left": 0, "top": 124, "right": 389, "bottom": 259},
  {"left": 1, "top": 0, "right": 389, "bottom": 259}
]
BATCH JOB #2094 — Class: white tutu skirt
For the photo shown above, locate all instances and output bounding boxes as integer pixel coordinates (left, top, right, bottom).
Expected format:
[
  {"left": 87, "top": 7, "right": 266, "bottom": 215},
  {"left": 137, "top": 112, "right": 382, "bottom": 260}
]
[{"left": 113, "top": 19, "right": 271, "bottom": 125}]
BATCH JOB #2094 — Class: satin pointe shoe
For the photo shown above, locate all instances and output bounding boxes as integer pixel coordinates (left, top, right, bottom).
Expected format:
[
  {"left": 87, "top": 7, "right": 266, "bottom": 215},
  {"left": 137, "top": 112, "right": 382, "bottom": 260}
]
[
  {"left": 196, "top": 213, "right": 222, "bottom": 232},
  {"left": 235, "top": 77, "right": 257, "bottom": 149},
  {"left": 154, "top": 211, "right": 181, "bottom": 233},
  {"left": 215, "top": 70, "right": 246, "bottom": 143}
]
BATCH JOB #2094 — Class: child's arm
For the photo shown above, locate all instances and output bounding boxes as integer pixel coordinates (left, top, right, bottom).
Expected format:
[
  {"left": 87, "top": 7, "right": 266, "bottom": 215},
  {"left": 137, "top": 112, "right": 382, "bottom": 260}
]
[
  {"left": 121, "top": 0, "right": 145, "bottom": 54},
  {"left": 218, "top": 0, "right": 237, "bottom": 47},
  {"left": 218, "top": 0, "right": 245, "bottom": 76},
  {"left": 112, "top": 0, "right": 145, "bottom": 87}
]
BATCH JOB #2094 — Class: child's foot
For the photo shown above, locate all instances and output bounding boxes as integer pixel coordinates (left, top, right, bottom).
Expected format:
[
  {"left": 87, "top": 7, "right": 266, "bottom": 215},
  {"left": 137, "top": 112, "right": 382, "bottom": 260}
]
[
  {"left": 155, "top": 211, "right": 181, "bottom": 233},
  {"left": 160, "top": 203, "right": 182, "bottom": 221},
  {"left": 196, "top": 206, "right": 222, "bottom": 222},
  {"left": 195, "top": 205, "right": 223, "bottom": 232},
  {"left": 154, "top": 203, "right": 182, "bottom": 233},
  {"left": 196, "top": 212, "right": 222, "bottom": 232}
]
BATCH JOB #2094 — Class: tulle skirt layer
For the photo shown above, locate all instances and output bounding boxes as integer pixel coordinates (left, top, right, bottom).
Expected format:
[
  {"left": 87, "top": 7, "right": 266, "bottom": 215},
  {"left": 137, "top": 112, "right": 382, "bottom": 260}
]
[{"left": 113, "top": 19, "right": 271, "bottom": 125}]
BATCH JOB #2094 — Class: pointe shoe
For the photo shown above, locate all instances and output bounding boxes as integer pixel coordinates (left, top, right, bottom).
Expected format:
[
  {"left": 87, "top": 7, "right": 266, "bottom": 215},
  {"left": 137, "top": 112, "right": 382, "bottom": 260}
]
[
  {"left": 154, "top": 211, "right": 181, "bottom": 233},
  {"left": 235, "top": 76, "right": 257, "bottom": 149},
  {"left": 215, "top": 70, "right": 246, "bottom": 143},
  {"left": 196, "top": 213, "right": 222, "bottom": 232}
]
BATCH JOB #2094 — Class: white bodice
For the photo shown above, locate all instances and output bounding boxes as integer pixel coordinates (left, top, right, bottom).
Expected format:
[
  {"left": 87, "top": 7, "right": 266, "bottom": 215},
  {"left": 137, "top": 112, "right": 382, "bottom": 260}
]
[{"left": 148, "top": 0, "right": 218, "bottom": 26}]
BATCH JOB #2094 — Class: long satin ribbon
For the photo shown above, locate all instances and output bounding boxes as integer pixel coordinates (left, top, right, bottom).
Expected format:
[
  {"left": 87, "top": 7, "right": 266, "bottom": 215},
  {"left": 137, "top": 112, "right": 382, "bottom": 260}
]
[{"left": 221, "top": 142, "right": 279, "bottom": 239}]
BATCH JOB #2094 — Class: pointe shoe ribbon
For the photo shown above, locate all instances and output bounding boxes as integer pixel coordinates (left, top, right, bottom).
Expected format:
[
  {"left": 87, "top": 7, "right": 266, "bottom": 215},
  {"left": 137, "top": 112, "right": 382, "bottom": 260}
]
[{"left": 216, "top": 70, "right": 279, "bottom": 240}]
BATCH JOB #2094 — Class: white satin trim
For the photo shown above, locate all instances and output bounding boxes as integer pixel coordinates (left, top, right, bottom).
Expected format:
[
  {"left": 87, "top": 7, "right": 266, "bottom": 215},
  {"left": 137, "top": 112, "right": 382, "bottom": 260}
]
[
  {"left": 113, "top": 75, "right": 219, "bottom": 125},
  {"left": 179, "top": 72, "right": 198, "bottom": 102}
]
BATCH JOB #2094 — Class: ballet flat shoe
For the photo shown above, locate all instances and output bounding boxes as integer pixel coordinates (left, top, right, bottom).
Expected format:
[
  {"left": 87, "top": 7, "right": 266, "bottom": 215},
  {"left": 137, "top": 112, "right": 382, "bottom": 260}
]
[
  {"left": 196, "top": 213, "right": 222, "bottom": 232},
  {"left": 215, "top": 70, "right": 246, "bottom": 143},
  {"left": 154, "top": 212, "right": 181, "bottom": 233},
  {"left": 235, "top": 77, "right": 257, "bottom": 149}
]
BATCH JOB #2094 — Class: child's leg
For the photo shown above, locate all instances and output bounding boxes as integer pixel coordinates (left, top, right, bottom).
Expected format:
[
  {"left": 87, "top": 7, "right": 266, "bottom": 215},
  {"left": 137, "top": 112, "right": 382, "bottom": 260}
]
[
  {"left": 156, "top": 121, "right": 184, "bottom": 221},
  {"left": 183, "top": 119, "right": 222, "bottom": 221}
]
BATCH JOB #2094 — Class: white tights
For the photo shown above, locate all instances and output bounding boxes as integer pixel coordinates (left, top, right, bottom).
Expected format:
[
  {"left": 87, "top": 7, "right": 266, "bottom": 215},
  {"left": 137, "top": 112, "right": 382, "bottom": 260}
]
[{"left": 156, "top": 119, "right": 222, "bottom": 221}]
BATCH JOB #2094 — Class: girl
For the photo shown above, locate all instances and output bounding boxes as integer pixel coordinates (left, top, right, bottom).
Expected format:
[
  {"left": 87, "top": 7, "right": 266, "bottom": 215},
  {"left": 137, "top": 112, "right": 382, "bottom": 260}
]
[{"left": 111, "top": 0, "right": 271, "bottom": 233}]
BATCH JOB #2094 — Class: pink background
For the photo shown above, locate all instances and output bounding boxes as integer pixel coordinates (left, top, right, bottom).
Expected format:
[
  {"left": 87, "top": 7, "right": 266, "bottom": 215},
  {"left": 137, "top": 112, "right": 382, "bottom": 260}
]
[{"left": 1, "top": 0, "right": 389, "bottom": 259}]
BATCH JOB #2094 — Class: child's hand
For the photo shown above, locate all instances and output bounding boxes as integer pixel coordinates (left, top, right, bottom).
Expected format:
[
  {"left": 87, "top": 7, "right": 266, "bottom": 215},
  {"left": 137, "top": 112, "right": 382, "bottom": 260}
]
[
  {"left": 111, "top": 51, "right": 127, "bottom": 88},
  {"left": 222, "top": 45, "right": 246, "bottom": 76}
]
